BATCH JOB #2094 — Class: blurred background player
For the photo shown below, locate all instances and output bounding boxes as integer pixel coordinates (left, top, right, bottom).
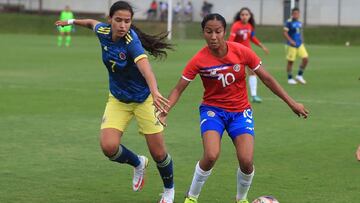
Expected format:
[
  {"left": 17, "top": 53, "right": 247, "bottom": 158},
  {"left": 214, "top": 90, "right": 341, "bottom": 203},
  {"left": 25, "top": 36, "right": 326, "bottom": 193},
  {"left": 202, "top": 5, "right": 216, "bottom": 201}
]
[
  {"left": 158, "top": 13, "right": 308, "bottom": 203},
  {"left": 284, "top": 7, "right": 309, "bottom": 85},
  {"left": 229, "top": 7, "right": 269, "bottom": 103},
  {"left": 356, "top": 145, "right": 360, "bottom": 161},
  {"left": 55, "top": 1, "right": 174, "bottom": 202},
  {"left": 57, "top": 5, "right": 74, "bottom": 47}
]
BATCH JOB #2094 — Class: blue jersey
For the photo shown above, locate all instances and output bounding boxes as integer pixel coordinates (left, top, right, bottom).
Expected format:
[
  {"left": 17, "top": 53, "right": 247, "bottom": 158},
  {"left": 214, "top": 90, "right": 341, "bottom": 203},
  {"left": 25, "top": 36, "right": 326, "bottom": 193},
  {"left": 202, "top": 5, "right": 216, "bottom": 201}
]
[
  {"left": 94, "top": 23, "right": 150, "bottom": 103},
  {"left": 284, "top": 18, "right": 303, "bottom": 47}
]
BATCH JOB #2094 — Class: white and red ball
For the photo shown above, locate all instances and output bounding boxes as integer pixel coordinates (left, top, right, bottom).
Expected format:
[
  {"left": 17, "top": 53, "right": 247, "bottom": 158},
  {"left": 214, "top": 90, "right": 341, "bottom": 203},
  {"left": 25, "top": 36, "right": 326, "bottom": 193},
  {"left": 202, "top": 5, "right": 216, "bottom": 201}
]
[{"left": 252, "top": 196, "right": 279, "bottom": 203}]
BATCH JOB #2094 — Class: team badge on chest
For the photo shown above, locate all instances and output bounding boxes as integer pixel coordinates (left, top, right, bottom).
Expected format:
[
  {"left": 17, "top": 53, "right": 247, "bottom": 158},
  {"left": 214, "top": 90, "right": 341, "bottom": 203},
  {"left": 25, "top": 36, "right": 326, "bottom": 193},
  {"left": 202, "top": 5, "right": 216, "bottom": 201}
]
[
  {"left": 233, "top": 64, "right": 241, "bottom": 72},
  {"left": 119, "top": 52, "right": 126, "bottom": 60}
]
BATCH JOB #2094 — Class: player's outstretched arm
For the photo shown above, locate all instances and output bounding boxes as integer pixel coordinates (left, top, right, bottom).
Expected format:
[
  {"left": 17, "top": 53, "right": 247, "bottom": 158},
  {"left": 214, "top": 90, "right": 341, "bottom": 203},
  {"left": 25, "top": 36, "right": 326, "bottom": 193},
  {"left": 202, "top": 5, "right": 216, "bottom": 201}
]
[
  {"left": 136, "top": 58, "right": 170, "bottom": 114},
  {"left": 55, "top": 19, "right": 100, "bottom": 30},
  {"left": 255, "top": 67, "right": 309, "bottom": 118}
]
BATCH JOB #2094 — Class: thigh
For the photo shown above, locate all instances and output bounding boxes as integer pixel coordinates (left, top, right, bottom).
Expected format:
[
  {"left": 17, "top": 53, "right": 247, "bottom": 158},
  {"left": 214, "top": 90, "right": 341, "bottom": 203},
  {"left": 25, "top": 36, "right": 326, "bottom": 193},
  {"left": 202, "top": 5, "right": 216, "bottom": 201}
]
[
  {"left": 134, "top": 95, "right": 163, "bottom": 135},
  {"left": 298, "top": 44, "right": 309, "bottom": 58},
  {"left": 286, "top": 45, "right": 297, "bottom": 62},
  {"left": 101, "top": 94, "right": 134, "bottom": 132},
  {"left": 202, "top": 130, "right": 222, "bottom": 156},
  {"left": 232, "top": 133, "right": 254, "bottom": 168}
]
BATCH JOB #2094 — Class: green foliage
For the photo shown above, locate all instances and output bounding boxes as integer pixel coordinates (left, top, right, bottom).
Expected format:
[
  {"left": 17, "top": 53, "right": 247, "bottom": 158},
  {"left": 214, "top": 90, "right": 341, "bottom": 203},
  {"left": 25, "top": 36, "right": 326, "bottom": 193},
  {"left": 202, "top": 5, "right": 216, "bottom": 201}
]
[{"left": 0, "top": 34, "right": 359, "bottom": 203}]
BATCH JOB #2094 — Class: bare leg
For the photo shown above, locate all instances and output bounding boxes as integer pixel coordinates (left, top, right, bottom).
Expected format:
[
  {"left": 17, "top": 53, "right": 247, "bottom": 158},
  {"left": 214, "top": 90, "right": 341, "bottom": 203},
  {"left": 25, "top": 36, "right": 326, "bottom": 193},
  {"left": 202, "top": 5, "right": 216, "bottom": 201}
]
[
  {"left": 233, "top": 134, "right": 254, "bottom": 201},
  {"left": 187, "top": 130, "right": 221, "bottom": 199}
]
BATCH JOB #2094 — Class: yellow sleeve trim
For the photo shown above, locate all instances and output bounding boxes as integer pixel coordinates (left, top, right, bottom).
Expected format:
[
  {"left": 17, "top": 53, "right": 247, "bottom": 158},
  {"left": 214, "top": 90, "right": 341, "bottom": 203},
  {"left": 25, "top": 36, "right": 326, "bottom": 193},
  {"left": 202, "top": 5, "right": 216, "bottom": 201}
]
[{"left": 134, "top": 54, "right": 148, "bottom": 63}]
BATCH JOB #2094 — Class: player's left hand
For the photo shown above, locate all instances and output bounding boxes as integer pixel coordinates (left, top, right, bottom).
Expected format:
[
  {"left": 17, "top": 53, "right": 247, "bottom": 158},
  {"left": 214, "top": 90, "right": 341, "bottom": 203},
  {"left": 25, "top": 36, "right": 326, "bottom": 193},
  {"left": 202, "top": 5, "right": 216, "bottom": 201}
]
[
  {"left": 291, "top": 102, "right": 309, "bottom": 119},
  {"left": 152, "top": 91, "right": 170, "bottom": 114},
  {"left": 155, "top": 111, "right": 168, "bottom": 127},
  {"left": 55, "top": 20, "right": 68, "bottom": 27},
  {"left": 356, "top": 145, "right": 360, "bottom": 161}
]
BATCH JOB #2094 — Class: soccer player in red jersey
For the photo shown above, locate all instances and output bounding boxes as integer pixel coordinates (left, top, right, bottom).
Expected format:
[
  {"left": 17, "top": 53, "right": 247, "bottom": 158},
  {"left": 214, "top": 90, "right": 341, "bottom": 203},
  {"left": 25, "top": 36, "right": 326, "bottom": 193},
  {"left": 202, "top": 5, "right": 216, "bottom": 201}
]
[
  {"left": 229, "top": 7, "right": 269, "bottom": 103},
  {"left": 157, "top": 13, "right": 308, "bottom": 203}
]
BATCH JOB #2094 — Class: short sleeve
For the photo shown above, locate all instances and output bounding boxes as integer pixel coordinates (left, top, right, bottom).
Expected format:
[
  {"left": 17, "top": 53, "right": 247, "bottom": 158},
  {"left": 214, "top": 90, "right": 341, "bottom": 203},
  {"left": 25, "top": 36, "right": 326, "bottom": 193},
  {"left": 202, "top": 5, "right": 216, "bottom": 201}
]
[
  {"left": 182, "top": 57, "right": 199, "bottom": 81},
  {"left": 284, "top": 20, "right": 291, "bottom": 31},
  {"left": 94, "top": 22, "right": 111, "bottom": 38},
  {"left": 126, "top": 29, "right": 147, "bottom": 63},
  {"left": 244, "top": 47, "right": 262, "bottom": 71}
]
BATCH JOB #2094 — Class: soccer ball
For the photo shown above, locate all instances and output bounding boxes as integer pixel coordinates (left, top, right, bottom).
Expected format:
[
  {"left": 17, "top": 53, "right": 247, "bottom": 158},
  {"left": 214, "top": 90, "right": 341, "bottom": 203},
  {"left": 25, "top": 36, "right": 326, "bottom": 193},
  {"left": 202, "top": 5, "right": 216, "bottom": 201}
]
[{"left": 252, "top": 196, "right": 279, "bottom": 203}]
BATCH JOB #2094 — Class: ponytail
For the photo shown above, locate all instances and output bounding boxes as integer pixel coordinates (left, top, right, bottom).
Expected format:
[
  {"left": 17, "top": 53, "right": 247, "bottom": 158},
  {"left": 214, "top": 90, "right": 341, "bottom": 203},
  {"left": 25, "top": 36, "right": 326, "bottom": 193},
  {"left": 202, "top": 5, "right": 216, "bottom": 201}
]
[{"left": 131, "top": 25, "right": 173, "bottom": 59}]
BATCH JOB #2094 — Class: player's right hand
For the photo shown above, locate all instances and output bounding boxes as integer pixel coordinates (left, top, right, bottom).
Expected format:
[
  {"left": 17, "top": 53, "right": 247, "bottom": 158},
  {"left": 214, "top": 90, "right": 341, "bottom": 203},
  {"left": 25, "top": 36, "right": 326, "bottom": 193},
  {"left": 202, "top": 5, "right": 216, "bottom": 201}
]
[
  {"left": 290, "top": 40, "right": 297, "bottom": 46},
  {"left": 55, "top": 20, "right": 68, "bottom": 27},
  {"left": 291, "top": 102, "right": 309, "bottom": 119}
]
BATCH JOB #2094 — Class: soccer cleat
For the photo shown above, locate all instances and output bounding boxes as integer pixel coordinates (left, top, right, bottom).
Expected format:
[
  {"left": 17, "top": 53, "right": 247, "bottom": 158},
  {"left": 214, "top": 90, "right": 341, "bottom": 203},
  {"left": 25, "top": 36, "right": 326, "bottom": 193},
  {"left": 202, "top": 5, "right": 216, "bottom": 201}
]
[
  {"left": 295, "top": 75, "right": 307, "bottom": 84},
  {"left": 251, "top": 96, "right": 262, "bottom": 103},
  {"left": 159, "top": 187, "right": 175, "bottom": 203},
  {"left": 184, "top": 197, "right": 198, "bottom": 203},
  {"left": 287, "top": 78, "right": 297, "bottom": 85},
  {"left": 235, "top": 199, "right": 249, "bottom": 203},
  {"left": 132, "top": 155, "right": 149, "bottom": 191}
]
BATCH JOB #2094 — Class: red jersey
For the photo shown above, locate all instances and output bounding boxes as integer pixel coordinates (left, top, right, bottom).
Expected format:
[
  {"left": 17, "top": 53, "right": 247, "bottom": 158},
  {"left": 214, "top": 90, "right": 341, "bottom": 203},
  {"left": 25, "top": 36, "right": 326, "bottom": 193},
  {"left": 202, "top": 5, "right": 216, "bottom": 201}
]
[
  {"left": 228, "top": 21, "right": 261, "bottom": 48},
  {"left": 182, "top": 42, "right": 262, "bottom": 112}
]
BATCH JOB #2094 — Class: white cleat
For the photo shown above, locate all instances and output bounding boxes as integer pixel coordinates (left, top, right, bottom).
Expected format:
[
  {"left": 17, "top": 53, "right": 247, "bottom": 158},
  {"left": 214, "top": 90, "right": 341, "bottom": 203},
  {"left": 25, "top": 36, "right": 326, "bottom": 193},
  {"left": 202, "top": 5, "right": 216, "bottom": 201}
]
[
  {"left": 288, "top": 78, "right": 298, "bottom": 85},
  {"left": 159, "top": 187, "right": 175, "bottom": 203},
  {"left": 132, "top": 155, "right": 149, "bottom": 192},
  {"left": 295, "top": 75, "right": 307, "bottom": 84}
]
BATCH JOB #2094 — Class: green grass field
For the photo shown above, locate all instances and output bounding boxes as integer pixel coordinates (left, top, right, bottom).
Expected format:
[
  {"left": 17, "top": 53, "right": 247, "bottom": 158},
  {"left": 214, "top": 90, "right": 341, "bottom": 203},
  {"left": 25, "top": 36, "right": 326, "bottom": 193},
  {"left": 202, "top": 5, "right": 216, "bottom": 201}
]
[{"left": 0, "top": 33, "right": 359, "bottom": 203}]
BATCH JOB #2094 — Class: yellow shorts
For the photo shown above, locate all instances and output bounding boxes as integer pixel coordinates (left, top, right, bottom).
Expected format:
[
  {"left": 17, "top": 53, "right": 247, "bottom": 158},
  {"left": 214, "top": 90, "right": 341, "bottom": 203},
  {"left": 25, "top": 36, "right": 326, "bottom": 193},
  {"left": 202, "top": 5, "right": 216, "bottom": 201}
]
[
  {"left": 286, "top": 44, "right": 309, "bottom": 61},
  {"left": 101, "top": 94, "right": 163, "bottom": 135}
]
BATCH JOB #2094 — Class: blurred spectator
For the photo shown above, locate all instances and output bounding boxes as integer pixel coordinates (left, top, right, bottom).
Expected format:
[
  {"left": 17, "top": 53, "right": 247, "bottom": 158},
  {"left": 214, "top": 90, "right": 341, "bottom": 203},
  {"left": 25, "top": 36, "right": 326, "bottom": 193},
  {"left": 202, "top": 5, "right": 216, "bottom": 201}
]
[
  {"left": 160, "top": 1, "right": 168, "bottom": 22},
  {"left": 184, "top": 1, "right": 193, "bottom": 22},
  {"left": 57, "top": 5, "right": 74, "bottom": 47},
  {"left": 147, "top": 0, "right": 158, "bottom": 20},
  {"left": 201, "top": 1, "right": 213, "bottom": 17},
  {"left": 173, "top": 2, "right": 182, "bottom": 22}
]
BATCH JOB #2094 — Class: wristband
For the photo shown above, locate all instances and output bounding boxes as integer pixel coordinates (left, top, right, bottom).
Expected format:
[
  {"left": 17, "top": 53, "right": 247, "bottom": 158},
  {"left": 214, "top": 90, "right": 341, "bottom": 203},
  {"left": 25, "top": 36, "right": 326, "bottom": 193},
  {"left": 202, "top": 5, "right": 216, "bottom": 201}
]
[{"left": 67, "top": 19, "right": 75, "bottom": 25}]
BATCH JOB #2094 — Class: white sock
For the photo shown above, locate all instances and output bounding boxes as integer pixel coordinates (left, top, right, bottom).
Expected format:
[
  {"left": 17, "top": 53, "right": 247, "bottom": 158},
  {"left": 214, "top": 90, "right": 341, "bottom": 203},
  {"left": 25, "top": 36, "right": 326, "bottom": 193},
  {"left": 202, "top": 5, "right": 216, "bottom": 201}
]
[
  {"left": 236, "top": 167, "right": 255, "bottom": 200},
  {"left": 188, "top": 162, "right": 212, "bottom": 199},
  {"left": 248, "top": 75, "right": 257, "bottom": 97}
]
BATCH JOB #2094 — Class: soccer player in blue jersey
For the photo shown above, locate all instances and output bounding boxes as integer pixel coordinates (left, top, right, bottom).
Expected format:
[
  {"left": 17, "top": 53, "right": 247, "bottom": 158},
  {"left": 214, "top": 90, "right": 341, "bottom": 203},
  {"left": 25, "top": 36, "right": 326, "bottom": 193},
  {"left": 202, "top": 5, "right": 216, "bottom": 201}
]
[
  {"left": 284, "top": 8, "right": 309, "bottom": 85},
  {"left": 55, "top": 1, "right": 174, "bottom": 202}
]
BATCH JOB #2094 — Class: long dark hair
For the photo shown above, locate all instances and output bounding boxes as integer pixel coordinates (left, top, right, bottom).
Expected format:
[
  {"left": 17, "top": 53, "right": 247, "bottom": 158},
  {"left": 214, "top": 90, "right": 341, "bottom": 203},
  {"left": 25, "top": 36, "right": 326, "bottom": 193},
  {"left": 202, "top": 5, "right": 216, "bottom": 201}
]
[
  {"left": 201, "top": 13, "right": 227, "bottom": 31},
  {"left": 109, "top": 1, "right": 173, "bottom": 59},
  {"left": 233, "top": 7, "right": 256, "bottom": 28}
]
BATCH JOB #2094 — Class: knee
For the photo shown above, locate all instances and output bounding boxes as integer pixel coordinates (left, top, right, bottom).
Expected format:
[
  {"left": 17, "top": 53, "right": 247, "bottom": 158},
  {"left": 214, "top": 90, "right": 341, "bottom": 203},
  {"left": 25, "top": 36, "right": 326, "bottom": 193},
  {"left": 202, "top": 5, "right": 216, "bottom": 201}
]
[
  {"left": 151, "top": 150, "right": 167, "bottom": 162},
  {"left": 303, "top": 58, "right": 309, "bottom": 64},
  {"left": 203, "top": 151, "right": 220, "bottom": 166},
  {"left": 239, "top": 159, "right": 254, "bottom": 174},
  {"left": 100, "top": 135, "right": 119, "bottom": 157}
]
